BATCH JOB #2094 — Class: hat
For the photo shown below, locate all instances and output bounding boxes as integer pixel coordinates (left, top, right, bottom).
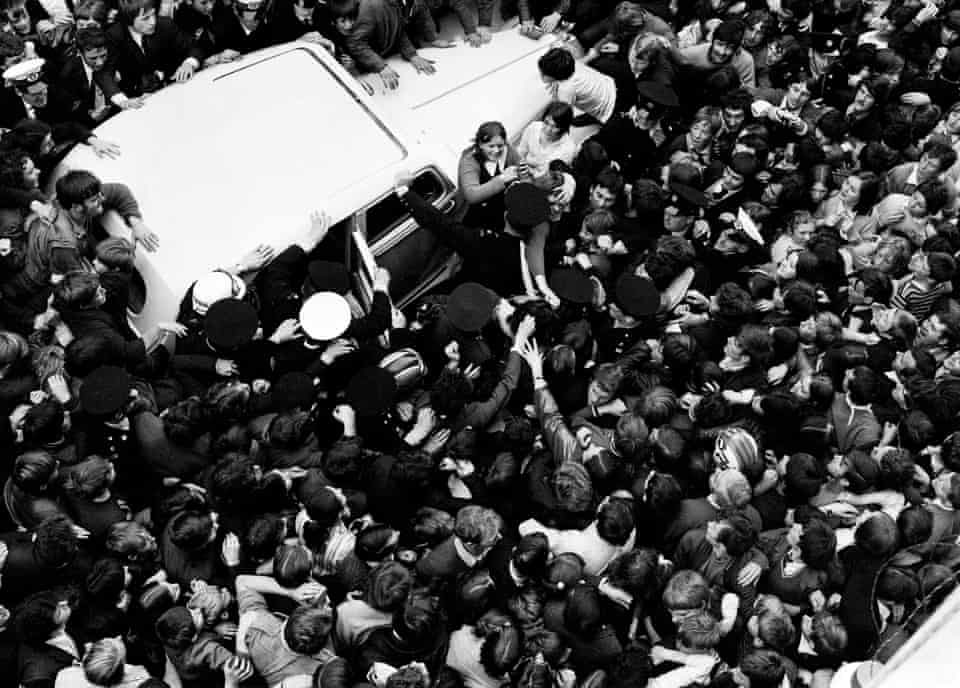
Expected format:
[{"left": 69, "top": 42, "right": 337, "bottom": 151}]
[
  {"left": 666, "top": 181, "right": 708, "bottom": 214},
  {"left": 505, "top": 183, "right": 550, "bottom": 230},
  {"left": 79, "top": 365, "right": 131, "bottom": 416},
  {"left": 614, "top": 274, "right": 660, "bottom": 318},
  {"left": 192, "top": 270, "right": 247, "bottom": 315},
  {"left": 272, "top": 372, "right": 316, "bottom": 409},
  {"left": 204, "top": 298, "right": 259, "bottom": 350},
  {"left": 300, "top": 292, "right": 352, "bottom": 340},
  {"left": 306, "top": 260, "right": 350, "bottom": 294},
  {"left": 808, "top": 31, "right": 847, "bottom": 56},
  {"left": 549, "top": 267, "right": 594, "bottom": 304},
  {"left": 379, "top": 348, "right": 427, "bottom": 391},
  {"left": 3, "top": 57, "right": 44, "bottom": 86},
  {"left": 636, "top": 81, "right": 679, "bottom": 108},
  {"left": 713, "top": 427, "right": 759, "bottom": 473},
  {"left": 345, "top": 366, "right": 397, "bottom": 417},
  {"left": 447, "top": 282, "right": 499, "bottom": 332}
]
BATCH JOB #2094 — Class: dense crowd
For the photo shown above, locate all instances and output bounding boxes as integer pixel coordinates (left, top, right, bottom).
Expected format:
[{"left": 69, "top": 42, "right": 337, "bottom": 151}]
[{"left": 5, "top": 0, "right": 960, "bottom": 686}]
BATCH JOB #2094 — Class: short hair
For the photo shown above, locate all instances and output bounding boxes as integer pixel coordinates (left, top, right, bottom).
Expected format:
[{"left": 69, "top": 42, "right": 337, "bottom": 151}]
[
  {"left": 596, "top": 499, "right": 634, "bottom": 546},
  {"left": 513, "top": 532, "right": 550, "bottom": 578},
  {"left": 923, "top": 137, "right": 958, "bottom": 171},
  {"left": 454, "top": 505, "right": 502, "bottom": 548},
  {"left": 857, "top": 268, "right": 893, "bottom": 304},
  {"left": 721, "top": 87, "right": 753, "bottom": 113},
  {"left": 244, "top": 515, "right": 286, "bottom": 563},
  {"left": 385, "top": 667, "right": 427, "bottom": 688},
  {"left": 105, "top": 521, "right": 156, "bottom": 559},
  {"left": 393, "top": 589, "right": 440, "bottom": 644},
  {"left": 15, "top": 591, "right": 64, "bottom": 644},
  {"left": 663, "top": 570, "right": 709, "bottom": 611},
  {"left": 799, "top": 519, "right": 836, "bottom": 569},
  {"left": 739, "top": 649, "right": 786, "bottom": 688},
  {"left": 117, "top": 0, "right": 157, "bottom": 24},
  {"left": 54, "top": 270, "right": 100, "bottom": 309},
  {"left": 274, "top": 544, "right": 313, "bottom": 588},
  {"left": 928, "top": 251, "right": 956, "bottom": 283},
  {"left": 155, "top": 607, "right": 196, "bottom": 649},
  {"left": 738, "top": 324, "right": 773, "bottom": 366},
  {"left": 65, "top": 335, "right": 124, "bottom": 378},
  {"left": 285, "top": 605, "right": 333, "bottom": 655},
  {"left": 0, "top": 30, "right": 24, "bottom": 59},
  {"left": 479, "top": 624, "right": 522, "bottom": 678},
  {"left": 542, "top": 100, "right": 573, "bottom": 134},
  {"left": 713, "top": 19, "right": 745, "bottom": 46},
  {"left": 0, "top": 331, "right": 28, "bottom": 367},
  {"left": 756, "top": 608, "right": 795, "bottom": 652},
  {"left": 168, "top": 510, "right": 215, "bottom": 552},
  {"left": 11, "top": 450, "right": 57, "bottom": 494},
  {"left": 677, "top": 610, "right": 721, "bottom": 651},
  {"left": 717, "top": 513, "right": 757, "bottom": 557},
  {"left": 538, "top": 47, "right": 576, "bottom": 80},
  {"left": 34, "top": 514, "right": 79, "bottom": 567},
  {"left": 847, "top": 365, "right": 879, "bottom": 405},
  {"left": 62, "top": 455, "right": 113, "bottom": 499},
  {"left": 593, "top": 166, "right": 625, "bottom": 196},
  {"left": 855, "top": 512, "right": 899, "bottom": 558},
  {"left": 365, "top": 561, "right": 412, "bottom": 611},
  {"left": 328, "top": 0, "right": 358, "bottom": 19},
  {"left": 810, "top": 612, "right": 848, "bottom": 659},
  {"left": 95, "top": 237, "right": 135, "bottom": 270},
  {"left": 55, "top": 170, "right": 102, "bottom": 209},
  {"left": 82, "top": 638, "right": 126, "bottom": 686},
  {"left": 582, "top": 209, "right": 617, "bottom": 235},
  {"left": 917, "top": 179, "right": 950, "bottom": 215},
  {"left": 76, "top": 25, "right": 108, "bottom": 52},
  {"left": 782, "top": 280, "right": 817, "bottom": 319}
]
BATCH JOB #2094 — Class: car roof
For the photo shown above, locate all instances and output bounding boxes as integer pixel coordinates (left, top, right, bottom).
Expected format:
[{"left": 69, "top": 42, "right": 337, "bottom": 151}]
[
  {"left": 364, "top": 30, "right": 560, "bottom": 155},
  {"left": 53, "top": 44, "right": 424, "bottom": 312}
]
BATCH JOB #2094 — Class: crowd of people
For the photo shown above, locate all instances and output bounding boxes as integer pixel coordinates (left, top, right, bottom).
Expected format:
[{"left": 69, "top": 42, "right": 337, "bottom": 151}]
[{"left": 6, "top": 0, "right": 960, "bottom": 686}]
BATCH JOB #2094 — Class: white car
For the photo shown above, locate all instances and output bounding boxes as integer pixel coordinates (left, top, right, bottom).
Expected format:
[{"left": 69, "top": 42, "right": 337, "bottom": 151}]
[{"left": 50, "top": 30, "right": 562, "bottom": 332}]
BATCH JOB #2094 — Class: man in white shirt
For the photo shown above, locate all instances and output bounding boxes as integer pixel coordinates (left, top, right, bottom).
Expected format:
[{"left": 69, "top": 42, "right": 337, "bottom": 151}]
[{"left": 537, "top": 45, "right": 616, "bottom": 124}]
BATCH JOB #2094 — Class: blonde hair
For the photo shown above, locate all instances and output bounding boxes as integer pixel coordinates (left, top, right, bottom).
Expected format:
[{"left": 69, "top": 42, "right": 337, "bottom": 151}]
[{"left": 83, "top": 637, "right": 126, "bottom": 685}]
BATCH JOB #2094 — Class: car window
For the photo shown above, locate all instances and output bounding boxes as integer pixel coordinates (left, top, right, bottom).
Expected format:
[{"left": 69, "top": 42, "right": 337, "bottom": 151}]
[{"left": 365, "top": 171, "right": 445, "bottom": 243}]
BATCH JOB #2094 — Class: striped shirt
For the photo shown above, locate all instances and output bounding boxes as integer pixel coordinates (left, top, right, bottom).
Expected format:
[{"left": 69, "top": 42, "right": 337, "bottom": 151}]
[{"left": 891, "top": 277, "right": 951, "bottom": 320}]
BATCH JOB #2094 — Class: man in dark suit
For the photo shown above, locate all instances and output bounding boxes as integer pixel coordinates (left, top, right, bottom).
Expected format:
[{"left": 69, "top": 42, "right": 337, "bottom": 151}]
[
  {"left": 55, "top": 26, "right": 135, "bottom": 126},
  {"left": 106, "top": 0, "right": 204, "bottom": 96}
]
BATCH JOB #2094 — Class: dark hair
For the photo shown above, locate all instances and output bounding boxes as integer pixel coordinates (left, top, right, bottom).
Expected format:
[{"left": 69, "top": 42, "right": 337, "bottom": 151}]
[
  {"left": 12, "top": 450, "right": 57, "bottom": 494},
  {"left": 328, "top": 0, "right": 358, "bottom": 18},
  {"left": 538, "top": 47, "right": 576, "bottom": 80},
  {"left": 513, "top": 533, "right": 550, "bottom": 578},
  {"left": 168, "top": 510, "right": 214, "bottom": 552},
  {"left": 480, "top": 625, "right": 522, "bottom": 678},
  {"left": 847, "top": 365, "right": 879, "bottom": 405},
  {"left": 472, "top": 121, "right": 507, "bottom": 150},
  {"left": 56, "top": 170, "right": 102, "bottom": 209},
  {"left": 76, "top": 25, "right": 108, "bottom": 51},
  {"left": 393, "top": 589, "right": 440, "bottom": 644},
  {"left": 15, "top": 591, "right": 64, "bottom": 644},
  {"left": 274, "top": 544, "right": 313, "bottom": 588},
  {"left": 924, "top": 137, "right": 959, "bottom": 171},
  {"left": 596, "top": 499, "right": 634, "bottom": 546},
  {"left": 740, "top": 649, "right": 786, "bottom": 688},
  {"left": 717, "top": 512, "right": 756, "bottom": 557},
  {"left": 285, "top": 605, "right": 333, "bottom": 654},
  {"left": 244, "top": 515, "right": 286, "bottom": 563},
  {"left": 897, "top": 505, "right": 933, "bottom": 546},
  {"left": 62, "top": 455, "right": 113, "bottom": 499},
  {"left": 713, "top": 18, "right": 745, "bottom": 46},
  {"left": 430, "top": 368, "right": 472, "bottom": 418},
  {"left": 542, "top": 101, "right": 573, "bottom": 134},
  {"left": 563, "top": 583, "right": 602, "bottom": 637},
  {"left": 116, "top": 0, "right": 157, "bottom": 24},
  {"left": 800, "top": 519, "right": 837, "bottom": 569},
  {"left": 917, "top": 179, "right": 950, "bottom": 215},
  {"left": 855, "top": 512, "right": 899, "bottom": 558},
  {"left": 35, "top": 514, "right": 79, "bottom": 567},
  {"left": 53, "top": 270, "right": 100, "bottom": 309},
  {"left": 65, "top": 335, "right": 124, "bottom": 378}
]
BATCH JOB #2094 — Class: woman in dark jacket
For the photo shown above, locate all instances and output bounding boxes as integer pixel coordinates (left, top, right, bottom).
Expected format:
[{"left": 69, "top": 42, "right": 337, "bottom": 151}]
[{"left": 458, "top": 122, "right": 524, "bottom": 231}]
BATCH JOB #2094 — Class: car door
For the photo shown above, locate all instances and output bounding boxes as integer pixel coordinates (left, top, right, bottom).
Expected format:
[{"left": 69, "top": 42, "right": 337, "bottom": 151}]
[{"left": 361, "top": 167, "right": 461, "bottom": 308}]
